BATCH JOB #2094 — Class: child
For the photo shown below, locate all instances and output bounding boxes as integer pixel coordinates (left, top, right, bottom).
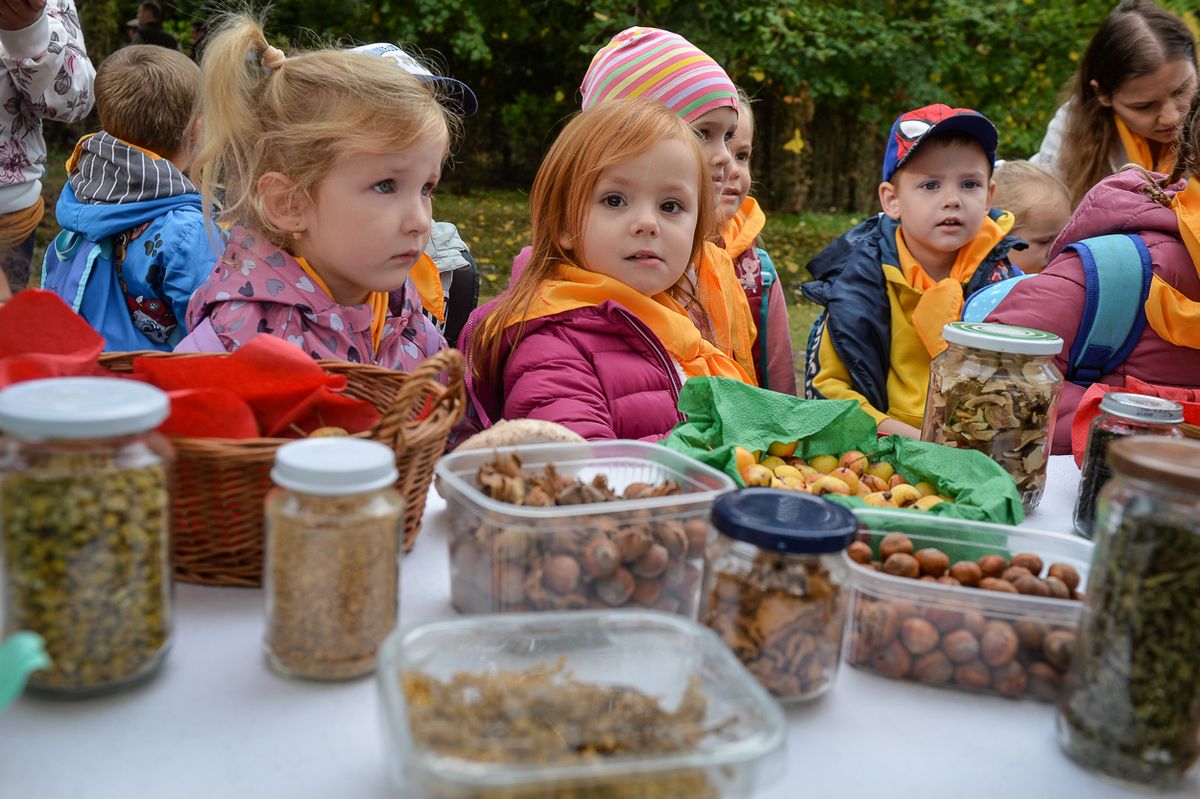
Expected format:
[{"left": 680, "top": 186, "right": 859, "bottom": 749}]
[
  {"left": 992, "top": 160, "right": 1072, "bottom": 274},
  {"left": 802, "top": 104, "right": 1022, "bottom": 438},
  {"left": 578, "top": 26, "right": 758, "bottom": 380},
  {"left": 180, "top": 16, "right": 455, "bottom": 369},
  {"left": 41, "top": 44, "right": 217, "bottom": 351},
  {"left": 467, "top": 98, "right": 752, "bottom": 441},
  {"left": 1031, "top": 0, "right": 1197, "bottom": 207},
  {"left": 719, "top": 90, "right": 797, "bottom": 394},
  {"left": 987, "top": 92, "right": 1200, "bottom": 454}
]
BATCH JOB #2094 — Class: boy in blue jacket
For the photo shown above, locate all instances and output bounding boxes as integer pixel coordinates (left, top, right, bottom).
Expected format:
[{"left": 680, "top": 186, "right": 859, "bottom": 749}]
[{"left": 42, "top": 45, "right": 219, "bottom": 350}]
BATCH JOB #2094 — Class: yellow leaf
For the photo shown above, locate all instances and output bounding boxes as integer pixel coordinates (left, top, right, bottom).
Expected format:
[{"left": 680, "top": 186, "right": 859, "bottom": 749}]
[
  {"left": 554, "top": 89, "right": 565, "bottom": 103},
  {"left": 1068, "top": 51, "right": 1079, "bottom": 62},
  {"left": 594, "top": 11, "right": 609, "bottom": 21},
  {"left": 782, "top": 128, "right": 805, "bottom": 156},
  {"left": 748, "top": 69, "right": 765, "bottom": 83}
]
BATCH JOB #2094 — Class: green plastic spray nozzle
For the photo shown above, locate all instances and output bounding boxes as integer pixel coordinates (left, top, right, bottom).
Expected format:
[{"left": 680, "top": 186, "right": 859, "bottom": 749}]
[{"left": 0, "top": 631, "right": 51, "bottom": 710}]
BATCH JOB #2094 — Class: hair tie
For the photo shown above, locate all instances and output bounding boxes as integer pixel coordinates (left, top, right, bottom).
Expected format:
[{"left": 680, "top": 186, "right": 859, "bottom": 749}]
[{"left": 261, "top": 46, "right": 286, "bottom": 70}]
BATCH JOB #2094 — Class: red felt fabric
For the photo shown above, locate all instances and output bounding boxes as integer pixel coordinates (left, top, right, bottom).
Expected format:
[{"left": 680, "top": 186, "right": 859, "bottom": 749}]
[{"left": 1071, "top": 376, "right": 1200, "bottom": 467}]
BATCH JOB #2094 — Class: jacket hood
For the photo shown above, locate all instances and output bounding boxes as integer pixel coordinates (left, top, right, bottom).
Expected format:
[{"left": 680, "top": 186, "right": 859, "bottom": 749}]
[
  {"left": 1049, "top": 169, "right": 1185, "bottom": 263},
  {"left": 55, "top": 182, "right": 202, "bottom": 241}
]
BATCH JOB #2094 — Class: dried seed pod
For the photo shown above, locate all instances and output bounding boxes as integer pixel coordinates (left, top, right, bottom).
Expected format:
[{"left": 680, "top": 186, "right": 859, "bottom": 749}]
[
  {"left": 581, "top": 536, "right": 619, "bottom": 578},
  {"left": 1047, "top": 562, "right": 1081, "bottom": 593},
  {"left": 543, "top": 555, "right": 581, "bottom": 594},
  {"left": 954, "top": 659, "right": 991, "bottom": 689},
  {"left": 615, "top": 527, "right": 652, "bottom": 563},
  {"left": 977, "top": 554, "right": 1007, "bottom": 578},
  {"left": 631, "top": 544, "right": 670, "bottom": 578},
  {"left": 1043, "top": 629, "right": 1076, "bottom": 671},
  {"left": 879, "top": 533, "right": 914, "bottom": 560},
  {"left": 656, "top": 521, "right": 689, "bottom": 560},
  {"left": 981, "top": 621, "right": 1019, "bottom": 667},
  {"left": 991, "top": 660, "right": 1028, "bottom": 697},
  {"left": 913, "top": 650, "right": 953, "bottom": 683},
  {"left": 979, "top": 577, "right": 1018, "bottom": 594},
  {"left": 847, "top": 541, "right": 873, "bottom": 565},
  {"left": 949, "top": 561, "right": 983, "bottom": 587},
  {"left": 871, "top": 640, "right": 912, "bottom": 678},
  {"left": 901, "top": 617, "right": 940, "bottom": 655},
  {"left": 882, "top": 553, "right": 920, "bottom": 579},
  {"left": 942, "top": 628, "right": 981, "bottom": 664},
  {"left": 1001, "top": 565, "right": 1033, "bottom": 583},
  {"left": 594, "top": 569, "right": 635, "bottom": 606},
  {"left": 914, "top": 548, "right": 950, "bottom": 578},
  {"left": 1010, "top": 552, "right": 1044, "bottom": 576}
]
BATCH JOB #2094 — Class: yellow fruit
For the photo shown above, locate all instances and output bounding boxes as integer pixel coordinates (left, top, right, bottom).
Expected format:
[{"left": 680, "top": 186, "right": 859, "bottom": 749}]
[
  {"left": 828, "top": 466, "right": 860, "bottom": 494},
  {"left": 860, "top": 474, "right": 889, "bottom": 493},
  {"left": 767, "top": 439, "right": 799, "bottom": 458},
  {"left": 889, "top": 484, "right": 922, "bottom": 507},
  {"left": 734, "top": 446, "right": 756, "bottom": 477},
  {"left": 785, "top": 456, "right": 809, "bottom": 468},
  {"left": 309, "top": 426, "right": 349, "bottom": 437},
  {"left": 810, "top": 475, "right": 852, "bottom": 496},
  {"left": 913, "top": 495, "right": 946, "bottom": 510},
  {"left": 781, "top": 475, "right": 808, "bottom": 492},
  {"left": 743, "top": 464, "right": 774, "bottom": 487},
  {"left": 865, "top": 460, "right": 895, "bottom": 483},
  {"left": 798, "top": 465, "right": 821, "bottom": 483},
  {"left": 759, "top": 455, "right": 786, "bottom": 471},
  {"left": 914, "top": 481, "right": 937, "bottom": 497},
  {"left": 810, "top": 454, "right": 839, "bottom": 474},
  {"left": 839, "top": 450, "right": 868, "bottom": 476},
  {"left": 889, "top": 473, "right": 910, "bottom": 489},
  {"left": 863, "top": 491, "right": 897, "bottom": 508},
  {"left": 770, "top": 477, "right": 786, "bottom": 489},
  {"left": 773, "top": 464, "right": 804, "bottom": 481},
  {"left": 855, "top": 481, "right": 873, "bottom": 497}
]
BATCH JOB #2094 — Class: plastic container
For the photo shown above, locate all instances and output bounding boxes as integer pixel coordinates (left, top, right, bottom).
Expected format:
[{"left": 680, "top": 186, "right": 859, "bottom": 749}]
[
  {"left": 845, "top": 509, "right": 1091, "bottom": 702},
  {"left": 264, "top": 437, "right": 403, "bottom": 680},
  {"left": 1072, "top": 393, "right": 1182, "bottom": 539},
  {"left": 0, "top": 377, "right": 173, "bottom": 696},
  {"left": 922, "top": 322, "right": 1064, "bottom": 514},
  {"left": 378, "top": 610, "right": 786, "bottom": 798},
  {"left": 1058, "top": 437, "right": 1200, "bottom": 789},
  {"left": 703, "top": 489, "right": 856, "bottom": 702},
  {"left": 435, "top": 441, "right": 736, "bottom": 617}
]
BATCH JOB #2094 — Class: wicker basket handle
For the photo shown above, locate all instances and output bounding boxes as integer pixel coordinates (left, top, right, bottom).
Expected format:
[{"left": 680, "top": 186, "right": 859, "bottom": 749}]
[{"left": 370, "top": 348, "right": 465, "bottom": 448}]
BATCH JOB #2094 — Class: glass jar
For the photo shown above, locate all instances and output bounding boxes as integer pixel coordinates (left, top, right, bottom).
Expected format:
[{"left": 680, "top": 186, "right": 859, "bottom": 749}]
[
  {"left": 1057, "top": 437, "right": 1200, "bottom": 788},
  {"left": 922, "top": 322, "right": 1064, "bottom": 513},
  {"left": 264, "top": 437, "right": 403, "bottom": 680},
  {"left": 1072, "top": 393, "right": 1183, "bottom": 539},
  {"left": 0, "top": 377, "right": 173, "bottom": 696},
  {"left": 702, "top": 488, "right": 856, "bottom": 702}
]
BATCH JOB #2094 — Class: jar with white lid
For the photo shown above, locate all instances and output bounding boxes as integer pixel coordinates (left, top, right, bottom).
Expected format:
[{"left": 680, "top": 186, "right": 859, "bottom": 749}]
[
  {"left": 0, "top": 377, "right": 173, "bottom": 696},
  {"left": 264, "top": 437, "right": 404, "bottom": 680},
  {"left": 921, "top": 322, "right": 1064, "bottom": 513}
]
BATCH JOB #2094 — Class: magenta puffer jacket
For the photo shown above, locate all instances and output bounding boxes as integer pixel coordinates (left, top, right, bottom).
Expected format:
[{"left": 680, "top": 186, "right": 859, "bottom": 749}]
[
  {"left": 464, "top": 300, "right": 684, "bottom": 441},
  {"left": 985, "top": 170, "right": 1200, "bottom": 453}
]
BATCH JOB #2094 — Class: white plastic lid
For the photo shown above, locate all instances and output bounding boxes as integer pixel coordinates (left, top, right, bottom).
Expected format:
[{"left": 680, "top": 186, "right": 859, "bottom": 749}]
[
  {"left": 1099, "top": 392, "right": 1185, "bottom": 424},
  {"left": 271, "top": 437, "right": 398, "bottom": 495},
  {"left": 0, "top": 377, "right": 169, "bottom": 440},
  {"left": 942, "top": 321, "right": 1064, "bottom": 355}
]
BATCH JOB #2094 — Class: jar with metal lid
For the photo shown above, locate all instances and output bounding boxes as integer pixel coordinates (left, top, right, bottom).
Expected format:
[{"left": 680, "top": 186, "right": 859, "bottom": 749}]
[
  {"left": 701, "top": 488, "right": 856, "bottom": 702},
  {"left": 1072, "top": 393, "right": 1183, "bottom": 539},
  {"left": 921, "top": 322, "right": 1064, "bottom": 513},
  {"left": 1058, "top": 437, "right": 1200, "bottom": 788},
  {"left": 0, "top": 377, "right": 173, "bottom": 696},
  {"left": 264, "top": 437, "right": 403, "bottom": 680}
]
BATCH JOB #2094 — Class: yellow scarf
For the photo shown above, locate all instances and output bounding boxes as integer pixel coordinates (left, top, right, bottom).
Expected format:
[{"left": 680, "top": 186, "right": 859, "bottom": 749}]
[
  {"left": 517, "top": 263, "right": 751, "bottom": 383},
  {"left": 698, "top": 242, "right": 758, "bottom": 379},
  {"left": 721, "top": 196, "right": 765, "bottom": 259},
  {"left": 295, "top": 256, "right": 389, "bottom": 351},
  {"left": 1115, "top": 117, "right": 1176, "bottom": 174},
  {"left": 1156, "top": 178, "right": 1200, "bottom": 349},
  {"left": 896, "top": 211, "right": 1013, "bottom": 357},
  {"left": 0, "top": 197, "right": 43, "bottom": 251},
  {"left": 408, "top": 252, "right": 445, "bottom": 325}
]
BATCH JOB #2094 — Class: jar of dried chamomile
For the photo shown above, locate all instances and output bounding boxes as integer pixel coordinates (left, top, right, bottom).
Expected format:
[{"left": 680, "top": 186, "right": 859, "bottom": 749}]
[
  {"left": 922, "top": 322, "right": 1064, "bottom": 513},
  {"left": 702, "top": 489, "right": 856, "bottom": 702},
  {"left": 0, "top": 377, "right": 173, "bottom": 696},
  {"left": 264, "top": 437, "right": 403, "bottom": 680}
]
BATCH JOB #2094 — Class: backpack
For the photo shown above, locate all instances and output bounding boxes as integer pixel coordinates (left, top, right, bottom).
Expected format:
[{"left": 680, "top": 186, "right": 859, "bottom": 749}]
[{"left": 961, "top": 233, "right": 1153, "bottom": 384}]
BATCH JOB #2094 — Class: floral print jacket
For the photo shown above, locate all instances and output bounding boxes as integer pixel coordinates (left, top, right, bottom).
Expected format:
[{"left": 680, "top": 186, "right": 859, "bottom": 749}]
[{"left": 0, "top": 1, "right": 94, "bottom": 214}]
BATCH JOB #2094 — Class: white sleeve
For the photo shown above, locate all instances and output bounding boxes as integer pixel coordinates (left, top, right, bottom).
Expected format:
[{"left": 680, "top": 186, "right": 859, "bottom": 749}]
[
  {"left": 0, "top": 0, "right": 95, "bottom": 123},
  {"left": 1029, "top": 102, "right": 1069, "bottom": 178}
]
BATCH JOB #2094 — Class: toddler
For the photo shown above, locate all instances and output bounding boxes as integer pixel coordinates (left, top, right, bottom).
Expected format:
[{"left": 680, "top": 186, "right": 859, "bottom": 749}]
[
  {"left": 467, "top": 98, "right": 751, "bottom": 441},
  {"left": 993, "top": 160, "right": 1072, "bottom": 273}
]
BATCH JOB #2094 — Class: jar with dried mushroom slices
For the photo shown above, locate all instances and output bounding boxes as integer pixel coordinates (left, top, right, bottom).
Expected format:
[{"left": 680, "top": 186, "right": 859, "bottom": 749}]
[
  {"left": 265, "top": 437, "right": 403, "bottom": 681},
  {"left": 922, "top": 322, "right": 1064, "bottom": 513},
  {"left": 702, "top": 488, "right": 856, "bottom": 702},
  {"left": 0, "top": 377, "right": 173, "bottom": 696}
]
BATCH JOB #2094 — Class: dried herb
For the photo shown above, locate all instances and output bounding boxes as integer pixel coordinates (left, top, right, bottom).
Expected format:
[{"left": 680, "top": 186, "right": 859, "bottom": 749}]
[
  {"left": 1059, "top": 515, "right": 1200, "bottom": 786},
  {"left": 2, "top": 457, "right": 170, "bottom": 693},
  {"left": 403, "top": 659, "right": 725, "bottom": 798},
  {"left": 1072, "top": 425, "right": 1121, "bottom": 539},
  {"left": 704, "top": 547, "right": 845, "bottom": 701}
]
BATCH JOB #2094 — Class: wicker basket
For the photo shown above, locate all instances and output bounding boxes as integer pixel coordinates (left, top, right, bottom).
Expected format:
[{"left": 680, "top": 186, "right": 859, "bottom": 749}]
[{"left": 99, "top": 348, "right": 465, "bottom": 587}]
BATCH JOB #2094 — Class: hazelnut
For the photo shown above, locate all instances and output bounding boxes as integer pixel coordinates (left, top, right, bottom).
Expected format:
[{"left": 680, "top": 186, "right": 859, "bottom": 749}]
[
  {"left": 919, "top": 575, "right": 937, "bottom": 583},
  {"left": 979, "top": 577, "right": 1018, "bottom": 594},
  {"left": 913, "top": 651, "right": 953, "bottom": 683},
  {"left": 882, "top": 553, "right": 920, "bottom": 579},
  {"left": 991, "top": 660, "right": 1028, "bottom": 697},
  {"left": 936, "top": 576, "right": 962, "bottom": 587},
  {"left": 615, "top": 527, "right": 652, "bottom": 563},
  {"left": 632, "top": 577, "right": 662, "bottom": 606},
  {"left": 914, "top": 548, "right": 950, "bottom": 578},
  {"left": 594, "top": 569, "right": 635, "bottom": 605},
  {"left": 656, "top": 522, "right": 689, "bottom": 559},
  {"left": 949, "top": 561, "right": 983, "bottom": 587},
  {"left": 1043, "top": 630, "right": 1076, "bottom": 671},
  {"left": 1013, "top": 619, "right": 1047, "bottom": 652},
  {"left": 980, "top": 621, "right": 1019, "bottom": 667},
  {"left": 1027, "top": 661, "right": 1062, "bottom": 701},
  {"left": 954, "top": 659, "right": 991, "bottom": 689},
  {"left": 859, "top": 602, "right": 901, "bottom": 648},
  {"left": 1047, "top": 563, "right": 1081, "bottom": 593},
  {"left": 977, "top": 554, "right": 1007, "bottom": 578},
  {"left": 925, "top": 606, "right": 965, "bottom": 632},
  {"left": 497, "top": 563, "right": 527, "bottom": 605},
  {"left": 1012, "top": 575, "right": 1051, "bottom": 597},
  {"left": 581, "top": 537, "right": 619, "bottom": 578},
  {"left": 543, "top": 555, "right": 581, "bottom": 593},
  {"left": 683, "top": 519, "right": 710, "bottom": 558},
  {"left": 1044, "top": 576, "right": 1072, "bottom": 600},
  {"left": 1011, "top": 553, "right": 1044, "bottom": 576},
  {"left": 871, "top": 640, "right": 912, "bottom": 678},
  {"left": 493, "top": 528, "right": 530, "bottom": 562},
  {"left": 879, "top": 533, "right": 914, "bottom": 561},
  {"left": 901, "top": 617, "right": 940, "bottom": 655},
  {"left": 962, "top": 611, "right": 988, "bottom": 636},
  {"left": 942, "top": 628, "right": 981, "bottom": 663},
  {"left": 1001, "top": 565, "right": 1033, "bottom": 583},
  {"left": 847, "top": 541, "right": 873, "bottom": 565},
  {"left": 631, "top": 544, "right": 669, "bottom": 578}
]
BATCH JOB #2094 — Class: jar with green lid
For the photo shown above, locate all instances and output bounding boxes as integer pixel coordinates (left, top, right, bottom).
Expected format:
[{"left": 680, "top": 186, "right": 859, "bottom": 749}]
[
  {"left": 1072, "top": 393, "right": 1183, "bottom": 539},
  {"left": 921, "top": 322, "right": 1064, "bottom": 513},
  {"left": 264, "top": 437, "right": 404, "bottom": 680},
  {"left": 0, "top": 377, "right": 173, "bottom": 696},
  {"left": 702, "top": 488, "right": 856, "bottom": 702},
  {"left": 1057, "top": 437, "right": 1200, "bottom": 788}
]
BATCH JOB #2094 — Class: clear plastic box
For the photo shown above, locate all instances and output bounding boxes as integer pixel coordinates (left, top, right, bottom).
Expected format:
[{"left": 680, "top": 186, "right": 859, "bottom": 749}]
[
  {"left": 845, "top": 509, "right": 1093, "bottom": 702},
  {"left": 377, "top": 610, "right": 786, "bottom": 798},
  {"left": 435, "top": 441, "right": 736, "bottom": 617}
]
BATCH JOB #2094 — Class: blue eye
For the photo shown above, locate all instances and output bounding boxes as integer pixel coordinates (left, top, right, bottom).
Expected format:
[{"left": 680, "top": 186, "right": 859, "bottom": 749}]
[
  {"left": 373, "top": 180, "right": 395, "bottom": 194},
  {"left": 962, "top": 180, "right": 982, "bottom": 190},
  {"left": 422, "top": 182, "right": 437, "bottom": 198},
  {"left": 920, "top": 181, "right": 939, "bottom": 191}
]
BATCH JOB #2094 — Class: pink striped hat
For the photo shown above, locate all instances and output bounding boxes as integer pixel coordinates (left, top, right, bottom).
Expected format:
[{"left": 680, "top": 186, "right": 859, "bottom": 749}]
[{"left": 580, "top": 27, "right": 738, "bottom": 123}]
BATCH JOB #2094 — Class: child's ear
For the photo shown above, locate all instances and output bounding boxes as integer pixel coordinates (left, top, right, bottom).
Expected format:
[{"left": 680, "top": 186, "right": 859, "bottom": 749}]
[
  {"left": 879, "top": 181, "right": 902, "bottom": 220},
  {"left": 987, "top": 178, "right": 996, "bottom": 209},
  {"left": 1089, "top": 79, "right": 1113, "bottom": 107},
  {"left": 258, "top": 172, "right": 307, "bottom": 233}
]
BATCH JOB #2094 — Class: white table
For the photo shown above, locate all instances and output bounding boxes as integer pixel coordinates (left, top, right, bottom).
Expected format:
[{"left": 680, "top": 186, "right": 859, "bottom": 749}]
[{"left": 2, "top": 456, "right": 1195, "bottom": 798}]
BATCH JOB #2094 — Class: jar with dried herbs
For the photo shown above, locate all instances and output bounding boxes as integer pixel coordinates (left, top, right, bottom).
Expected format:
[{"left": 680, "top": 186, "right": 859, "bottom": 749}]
[
  {"left": 0, "top": 377, "right": 173, "bottom": 696},
  {"left": 1072, "top": 393, "right": 1182, "bottom": 539},
  {"left": 922, "top": 322, "right": 1064, "bottom": 513},
  {"left": 703, "top": 488, "right": 856, "bottom": 702},
  {"left": 264, "top": 437, "right": 403, "bottom": 680},
  {"left": 1058, "top": 437, "right": 1200, "bottom": 788}
]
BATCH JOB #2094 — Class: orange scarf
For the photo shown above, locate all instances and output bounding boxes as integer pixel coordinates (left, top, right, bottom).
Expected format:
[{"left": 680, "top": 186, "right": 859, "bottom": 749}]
[
  {"left": 295, "top": 256, "right": 389, "bottom": 351},
  {"left": 721, "top": 196, "right": 765, "bottom": 259},
  {"left": 896, "top": 211, "right": 1012, "bottom": 357},
  {"left": 1115, "top": 117, "right": 1176, "bottom": 175},
  {"left": 0, "top": 197, "right": 43, "bottom": 251},
  {"left": 697, "top": 242, "right": 757, "bottom": 379},
  {"left": 1156, "top": 178, "right": 1200, "bottom": 349},
  {"left": 517, "top": 263, "right": 751, "bottom": 383},
  {"left": 408, "top": 252, "right": 445, "bottom": 325}
]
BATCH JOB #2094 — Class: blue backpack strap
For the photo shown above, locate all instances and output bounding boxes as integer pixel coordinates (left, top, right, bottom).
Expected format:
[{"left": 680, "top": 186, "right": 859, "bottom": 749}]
[
  {"left": 962, "top": 273, "right": 1036, "bottom": 323},
  {"left": 1062, "top": 233, "right": 1152, "bottom": 384},
  {"left": 39, "top": 230, "right": 108, "bottom": 313},
  {"left": 756, "top": 247, "right": 777, "bottom": 384}
]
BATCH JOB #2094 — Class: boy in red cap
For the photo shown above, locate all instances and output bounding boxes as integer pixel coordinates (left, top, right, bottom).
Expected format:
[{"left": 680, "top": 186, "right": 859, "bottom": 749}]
[{"left": 801, "top": 104, "right": 1023, "bottom": 436}]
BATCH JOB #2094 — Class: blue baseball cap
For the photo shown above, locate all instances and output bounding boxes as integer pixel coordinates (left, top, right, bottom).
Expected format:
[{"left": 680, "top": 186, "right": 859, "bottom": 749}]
[
  {"left": 352, "top": 42, "right": 478, "bottom": 117},
  {"left": 882, "top": 103, "right": 997, "bottom": 183}
]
